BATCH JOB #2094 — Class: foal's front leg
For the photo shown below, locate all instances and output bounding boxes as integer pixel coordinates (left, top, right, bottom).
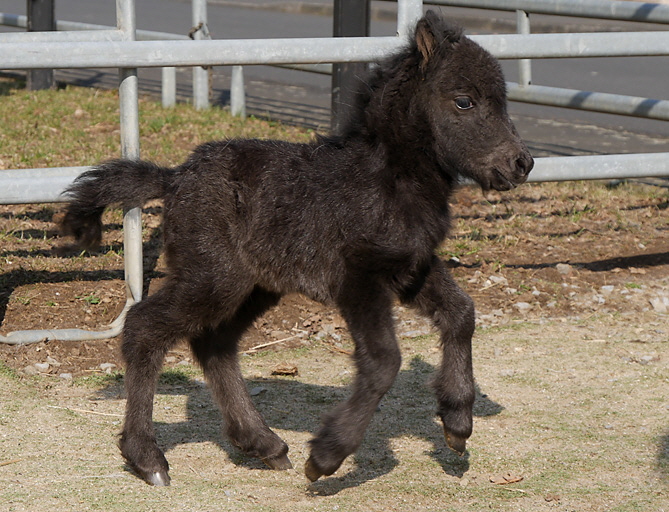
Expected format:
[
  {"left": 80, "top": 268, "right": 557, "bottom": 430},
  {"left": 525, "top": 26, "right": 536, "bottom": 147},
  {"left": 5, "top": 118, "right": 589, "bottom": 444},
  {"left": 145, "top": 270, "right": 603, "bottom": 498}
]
[
  {"left": 402, "top": 257, "right": 476, "bottom": 455},
  {"left": 306, "top": 285, "right": 401, "bottom": 481}
]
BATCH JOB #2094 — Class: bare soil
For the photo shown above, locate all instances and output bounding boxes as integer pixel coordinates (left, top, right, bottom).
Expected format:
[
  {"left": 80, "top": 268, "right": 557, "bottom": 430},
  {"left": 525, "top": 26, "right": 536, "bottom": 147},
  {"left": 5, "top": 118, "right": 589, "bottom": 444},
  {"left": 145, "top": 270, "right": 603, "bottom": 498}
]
[{"left": 1, "top": 180, "right": 667, "bottom": 377}]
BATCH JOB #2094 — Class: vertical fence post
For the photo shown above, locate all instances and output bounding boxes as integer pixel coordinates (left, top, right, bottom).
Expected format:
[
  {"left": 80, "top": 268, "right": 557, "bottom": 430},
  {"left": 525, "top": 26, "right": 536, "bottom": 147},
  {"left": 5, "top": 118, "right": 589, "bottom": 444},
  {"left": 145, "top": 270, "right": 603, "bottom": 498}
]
[
  {"left": 230, "top": 65, "right": 246, "bottom": 118},
  {"left": 516, "top": 9, "right": 532, "bottom": 87},
  {"left": 26, "top": 0, "right": 55, "bottom": 90},
  {"left": 397, "top": 0, "right": 423, "bottom": 39},
  {"left": 162, "top": 67, "right": 177, "bottom": 107},
  {"left": 331, "top": 0, "right": 370, "bottom": 134},
  {"left": 192, "top": 0, "right": 210, "bottom": 109},
  {"left": 117, "top": 0, "right": 143, "bottom": 305}
]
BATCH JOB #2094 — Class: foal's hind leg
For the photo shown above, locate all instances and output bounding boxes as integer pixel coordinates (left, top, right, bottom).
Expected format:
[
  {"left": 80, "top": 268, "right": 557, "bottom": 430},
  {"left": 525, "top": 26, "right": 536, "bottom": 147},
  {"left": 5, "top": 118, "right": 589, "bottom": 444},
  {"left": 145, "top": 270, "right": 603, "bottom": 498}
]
[
  {"left": 401, "top": 257, "right": 476, "bottom": 455},
  {"left": 306, "top": 283, "right": 401, "bottom": 481},
  {"left": 119, "top": 280, "right": 252, "bottom": 486},
  {"left": 119, "top": 285, "right": 187, "bottom": 486},
  {"left": 189, "top": 288, "right": 292, "bottom": 471}
]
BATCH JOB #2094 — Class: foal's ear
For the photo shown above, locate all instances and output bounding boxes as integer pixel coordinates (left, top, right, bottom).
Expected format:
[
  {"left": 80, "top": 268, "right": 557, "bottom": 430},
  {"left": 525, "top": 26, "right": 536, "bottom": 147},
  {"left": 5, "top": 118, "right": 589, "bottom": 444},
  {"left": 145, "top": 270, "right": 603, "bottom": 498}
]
[
  {"left": 415, "top": 11, "right": 464, "bottom": 72},
  {"left": 415, "top": 12, "right": 439, "bottom": 70}
]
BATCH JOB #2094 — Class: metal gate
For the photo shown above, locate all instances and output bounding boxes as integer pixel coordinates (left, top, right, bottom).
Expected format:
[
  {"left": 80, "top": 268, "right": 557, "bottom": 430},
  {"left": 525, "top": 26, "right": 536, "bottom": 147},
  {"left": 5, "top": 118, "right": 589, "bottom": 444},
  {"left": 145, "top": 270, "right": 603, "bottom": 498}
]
[{"left": 0, "top": 0, "right": 667, "bottom": 343}]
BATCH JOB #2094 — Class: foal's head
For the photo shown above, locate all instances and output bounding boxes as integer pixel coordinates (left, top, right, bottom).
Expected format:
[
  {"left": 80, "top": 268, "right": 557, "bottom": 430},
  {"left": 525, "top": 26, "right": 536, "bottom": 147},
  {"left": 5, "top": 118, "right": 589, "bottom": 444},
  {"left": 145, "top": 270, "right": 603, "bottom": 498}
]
[{"left": 412, "top": 12, "right": 534, "bottom": 190}]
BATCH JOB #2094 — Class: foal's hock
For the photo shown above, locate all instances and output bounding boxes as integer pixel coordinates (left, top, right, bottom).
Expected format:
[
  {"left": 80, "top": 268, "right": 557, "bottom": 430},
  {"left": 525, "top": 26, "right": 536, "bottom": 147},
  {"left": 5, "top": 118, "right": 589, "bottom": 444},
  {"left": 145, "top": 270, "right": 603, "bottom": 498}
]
[{"left": 62, "top": 11, "right": 533, "bottom": 485}]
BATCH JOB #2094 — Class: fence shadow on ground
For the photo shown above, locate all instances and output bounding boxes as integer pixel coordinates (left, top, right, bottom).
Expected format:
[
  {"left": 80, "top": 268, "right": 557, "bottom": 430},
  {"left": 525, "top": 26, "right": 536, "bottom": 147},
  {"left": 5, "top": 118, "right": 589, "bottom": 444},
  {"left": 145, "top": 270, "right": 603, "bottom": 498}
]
[{"left": 97, "top": 355, "right": 502, "bottom": 492}]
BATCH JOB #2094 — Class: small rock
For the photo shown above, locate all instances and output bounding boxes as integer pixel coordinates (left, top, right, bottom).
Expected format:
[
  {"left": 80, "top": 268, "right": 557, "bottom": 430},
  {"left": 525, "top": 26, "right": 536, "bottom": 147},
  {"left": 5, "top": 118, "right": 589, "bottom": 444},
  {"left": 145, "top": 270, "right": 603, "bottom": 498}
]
[
  {"left": 34, "top": 362, "right": 50, "bottom": 372},
  {"left": 59, "top": 373, "right": 73, "bottom": 380},
  {"left": 649, "top": 297, "right": 668, "bottom": 314},
  {"left": 99, "top": 363, "right": 116, "bottom": 374},
  {"left": 556, "top": 263, "right": 572, "bottom": 275},
  {"left": 513, "top": 302, "right": 532, "bottom": 312},
  {"left": 23, "top": 365, "right": 39, "bottom": 376},
  {"left": 489, "top": 275, "right": 508, "bottom": 285},
  {"left": 250, "top": 386, "right": 267, "bottom": 396},
  {"left": 46, "top": 356, "right": 61, "bottom": 366},
  {"left": 600, "top": 285, "right": 615, "bottom": 295}
]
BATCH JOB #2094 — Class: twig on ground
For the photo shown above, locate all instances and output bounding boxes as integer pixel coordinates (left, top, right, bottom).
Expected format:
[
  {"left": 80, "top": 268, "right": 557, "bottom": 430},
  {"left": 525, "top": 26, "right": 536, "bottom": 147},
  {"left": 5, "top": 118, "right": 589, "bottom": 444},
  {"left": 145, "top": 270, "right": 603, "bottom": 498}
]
[
  {"left": 0, "top": 458, "right": 22, "bottom": 467},
  {"left": 46, "top": 405, "right": 123, "bottom": 417},
  {"left": 242, "top": 335, "right": 298, "bottom": 354}
]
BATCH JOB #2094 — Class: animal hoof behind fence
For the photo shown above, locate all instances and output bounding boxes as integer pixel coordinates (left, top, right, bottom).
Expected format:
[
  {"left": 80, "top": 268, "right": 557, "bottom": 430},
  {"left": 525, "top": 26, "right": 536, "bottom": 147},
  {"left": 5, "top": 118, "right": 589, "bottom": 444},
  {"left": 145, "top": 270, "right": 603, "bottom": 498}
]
[
  {"left": 146, "top": 470, "right": 171, "bottom": 486},
  {"left": 445, "top": 431, "right": 467, "bottom": 456},
  {"left": 262, "top": 453, "right": 293, "bottom": 471}
]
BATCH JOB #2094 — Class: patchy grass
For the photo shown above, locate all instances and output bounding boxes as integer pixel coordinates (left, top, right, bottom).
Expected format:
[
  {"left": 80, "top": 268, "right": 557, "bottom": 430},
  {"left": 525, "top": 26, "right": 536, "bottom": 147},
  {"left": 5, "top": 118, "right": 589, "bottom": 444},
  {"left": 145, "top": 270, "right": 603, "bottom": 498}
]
[{"left": 1, "top": 322, "right": 668, "bottom": 511}]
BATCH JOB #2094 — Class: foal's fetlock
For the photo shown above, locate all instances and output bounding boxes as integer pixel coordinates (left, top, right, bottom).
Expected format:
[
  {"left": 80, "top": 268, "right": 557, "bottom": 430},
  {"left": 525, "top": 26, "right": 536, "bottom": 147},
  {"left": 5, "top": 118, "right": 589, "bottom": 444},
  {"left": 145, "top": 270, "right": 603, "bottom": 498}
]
[{"left": 119, "top": 433, "right": 171, "bottom": 486}]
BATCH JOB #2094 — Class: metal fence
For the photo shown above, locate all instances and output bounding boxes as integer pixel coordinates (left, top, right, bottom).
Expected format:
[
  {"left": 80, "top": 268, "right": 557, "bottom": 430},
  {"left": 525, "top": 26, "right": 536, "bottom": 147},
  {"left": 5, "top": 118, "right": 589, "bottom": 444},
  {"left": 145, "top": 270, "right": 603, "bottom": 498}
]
[{"left": 0, "top": 0, "right": 667, "bottom": 343}]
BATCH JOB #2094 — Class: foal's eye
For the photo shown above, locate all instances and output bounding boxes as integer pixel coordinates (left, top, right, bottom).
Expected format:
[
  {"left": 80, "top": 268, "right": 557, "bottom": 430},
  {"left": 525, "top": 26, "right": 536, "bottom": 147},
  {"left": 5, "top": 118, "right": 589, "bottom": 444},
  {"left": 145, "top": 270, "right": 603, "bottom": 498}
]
[{"left": 454, "top": 96, "right": 474, "bottom": 110}]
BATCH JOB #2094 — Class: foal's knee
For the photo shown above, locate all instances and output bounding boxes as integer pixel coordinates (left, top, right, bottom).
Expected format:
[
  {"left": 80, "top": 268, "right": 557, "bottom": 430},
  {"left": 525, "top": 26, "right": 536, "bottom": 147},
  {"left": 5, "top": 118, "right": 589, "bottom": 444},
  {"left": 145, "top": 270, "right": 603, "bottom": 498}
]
[
  {"left": 455, "top": 290, "right": 476, "bottom": 337},
  {"left": 435, "top": 287, "right": 475, "bottom": 343},
  {"left": 360, "top": 343, "right": 402, "bottom": 397}
]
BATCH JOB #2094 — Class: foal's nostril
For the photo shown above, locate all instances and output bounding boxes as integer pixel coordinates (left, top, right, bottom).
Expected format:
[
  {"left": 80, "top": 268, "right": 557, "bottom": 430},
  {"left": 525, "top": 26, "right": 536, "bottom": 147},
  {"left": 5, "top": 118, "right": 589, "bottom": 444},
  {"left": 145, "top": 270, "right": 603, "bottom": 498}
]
[{"left": 516, "top": 154, "right": 534, "bottom": 177}]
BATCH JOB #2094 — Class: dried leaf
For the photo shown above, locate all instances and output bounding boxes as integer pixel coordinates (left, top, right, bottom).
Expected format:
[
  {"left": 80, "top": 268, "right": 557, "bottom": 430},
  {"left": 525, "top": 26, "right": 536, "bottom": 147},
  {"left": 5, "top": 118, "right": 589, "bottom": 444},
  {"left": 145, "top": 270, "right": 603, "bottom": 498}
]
[
  {"left": 489, "top": 472, "right": 524, "bottom": 485},
  {"left": 271, "top": 364, "right": 298, "bottom": 376}
]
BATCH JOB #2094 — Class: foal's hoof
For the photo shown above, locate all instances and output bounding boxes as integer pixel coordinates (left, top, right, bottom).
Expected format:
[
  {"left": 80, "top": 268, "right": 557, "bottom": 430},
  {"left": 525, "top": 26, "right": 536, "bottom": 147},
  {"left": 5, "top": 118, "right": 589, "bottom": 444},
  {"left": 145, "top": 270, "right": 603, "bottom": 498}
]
[
  {"left": 304, "top": 457, "right": 324, "bottom": 482},
  {"left": 146, "top": 470, "right": 171, "bottom": 487},
  {"left": 445, "top": 431, "right": 468, "bottom": 456},
  {"left": 262, "top": 453, "right": 293, "bottom": 471}
]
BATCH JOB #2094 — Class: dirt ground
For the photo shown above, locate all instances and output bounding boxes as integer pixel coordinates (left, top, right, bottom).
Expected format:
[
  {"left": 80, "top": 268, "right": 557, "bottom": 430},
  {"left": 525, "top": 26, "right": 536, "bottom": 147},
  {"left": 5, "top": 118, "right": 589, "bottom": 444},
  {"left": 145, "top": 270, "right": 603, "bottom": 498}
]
[
  {"left": 0, "top": 178, "right": 667, "bottom": 511},
  {"left": 0, "top": 179, "right": 667, "bottom": 377}
]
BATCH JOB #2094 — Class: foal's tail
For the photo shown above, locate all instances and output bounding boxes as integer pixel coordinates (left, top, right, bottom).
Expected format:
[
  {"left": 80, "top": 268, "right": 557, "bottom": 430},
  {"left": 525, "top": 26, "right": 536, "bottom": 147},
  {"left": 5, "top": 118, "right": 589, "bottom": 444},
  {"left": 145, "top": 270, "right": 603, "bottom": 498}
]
[{"left": 61, "top": 159, "right": 174, "bottom": 249}]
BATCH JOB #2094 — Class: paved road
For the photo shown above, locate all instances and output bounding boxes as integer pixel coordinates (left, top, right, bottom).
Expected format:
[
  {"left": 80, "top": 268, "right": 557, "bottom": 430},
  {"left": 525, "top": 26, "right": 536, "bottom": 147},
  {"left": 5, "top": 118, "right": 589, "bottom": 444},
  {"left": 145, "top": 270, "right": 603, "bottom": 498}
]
[{"left": 2, "top": 0, "right": 668, "bottom": 155}]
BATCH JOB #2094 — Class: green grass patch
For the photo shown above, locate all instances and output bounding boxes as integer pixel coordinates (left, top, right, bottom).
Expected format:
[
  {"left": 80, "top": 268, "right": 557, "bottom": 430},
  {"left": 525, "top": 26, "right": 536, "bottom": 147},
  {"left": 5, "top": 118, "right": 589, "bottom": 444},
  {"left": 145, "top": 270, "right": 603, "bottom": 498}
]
[{"left": 0, "top": 76, "right": 313, "bottom": 171}]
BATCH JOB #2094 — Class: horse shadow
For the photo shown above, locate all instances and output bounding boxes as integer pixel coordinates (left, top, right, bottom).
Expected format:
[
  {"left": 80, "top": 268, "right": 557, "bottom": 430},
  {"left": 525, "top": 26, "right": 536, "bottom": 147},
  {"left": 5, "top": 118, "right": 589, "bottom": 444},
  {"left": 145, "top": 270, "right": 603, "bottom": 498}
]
[{"left": 98, "top": 355, "right": 503, "bottom": 493}]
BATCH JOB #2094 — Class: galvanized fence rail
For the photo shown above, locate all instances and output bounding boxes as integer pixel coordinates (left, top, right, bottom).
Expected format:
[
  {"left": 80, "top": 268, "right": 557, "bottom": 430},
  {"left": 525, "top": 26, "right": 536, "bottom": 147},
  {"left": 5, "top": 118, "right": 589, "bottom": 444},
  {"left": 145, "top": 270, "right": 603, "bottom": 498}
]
[{"left": 0, "top": 0, "right": 667, "bottom": 343}]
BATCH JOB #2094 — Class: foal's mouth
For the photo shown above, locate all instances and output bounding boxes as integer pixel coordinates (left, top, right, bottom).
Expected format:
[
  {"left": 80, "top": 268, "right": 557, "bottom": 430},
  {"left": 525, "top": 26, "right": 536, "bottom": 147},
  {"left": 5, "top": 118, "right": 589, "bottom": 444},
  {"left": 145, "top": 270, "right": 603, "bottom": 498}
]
[{"left": 490, "top": 168, "right": 525, "bottom": 191}]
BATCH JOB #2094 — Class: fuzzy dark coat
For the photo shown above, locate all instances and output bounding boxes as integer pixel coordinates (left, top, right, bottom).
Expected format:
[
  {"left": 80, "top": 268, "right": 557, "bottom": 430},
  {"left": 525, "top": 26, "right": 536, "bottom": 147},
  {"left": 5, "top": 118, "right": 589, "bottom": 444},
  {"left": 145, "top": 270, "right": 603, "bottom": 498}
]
[{"left": 62, "top": 11, "right": 533, "bottom": 485}]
